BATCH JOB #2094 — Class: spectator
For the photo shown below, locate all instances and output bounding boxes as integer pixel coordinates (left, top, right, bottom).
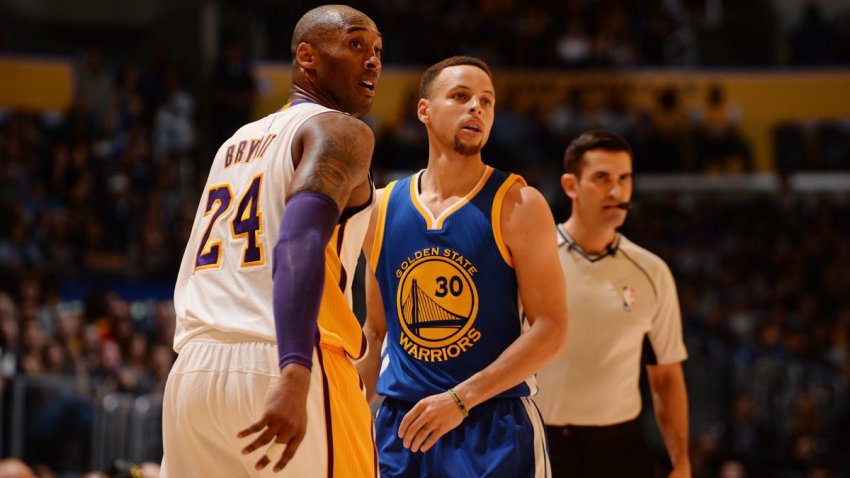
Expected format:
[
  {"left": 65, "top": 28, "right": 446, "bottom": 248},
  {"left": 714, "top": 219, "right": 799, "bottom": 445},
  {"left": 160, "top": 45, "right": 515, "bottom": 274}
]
[
  {"left": 547, "top": 86, "right": 590, "bottom": 148},
  {"left": 108, "top": 64, "right": 145, "bottom": 141},
  {"left": 594, "top": 84, "right": 634, "bottom": 137},
  {"left": 76, "top": 47, "right": 113, "bottom": 134},
  {"left": 791, "top": 4, "right": 839, "bottom": 66},
  {"left": 153, "top": 67, "right": 195, "bottom": 158},
  {"left": 721, "top": 391, "right": 777, "bottom": 468},
  {"left": 210, "top": 40, "right": 256, "bottom": 148},
  {"left": 555, "top": 19, "right": 593, "bottom": 66},
  {"left": 691, "top": 83, "right": 751, "bottom": 172},
  {"left": 717, "top": 459, "right": 748, "bottom": 478},
  {"left": 644, "top": 85, "right": 690, "bottom": 171}
]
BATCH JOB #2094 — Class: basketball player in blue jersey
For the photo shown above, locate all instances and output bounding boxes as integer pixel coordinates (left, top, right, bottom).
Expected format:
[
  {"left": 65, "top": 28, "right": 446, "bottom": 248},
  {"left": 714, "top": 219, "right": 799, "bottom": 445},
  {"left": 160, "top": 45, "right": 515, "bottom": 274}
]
[
  {"left": 357, "top": 56, "right": 568, "bottom": 477},
  {"left": 162, "top": 5, "right": 382, "bottom": 477}
]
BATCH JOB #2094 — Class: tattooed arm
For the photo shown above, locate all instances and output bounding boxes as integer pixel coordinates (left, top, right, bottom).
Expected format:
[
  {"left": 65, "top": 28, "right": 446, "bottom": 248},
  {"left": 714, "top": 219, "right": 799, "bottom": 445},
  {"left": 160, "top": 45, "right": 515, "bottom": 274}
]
[
  {"left": 291, "top": 112, "right": 375, "bottom": 210},
  {"left": 238, "top": 112, "right": 375, "bottom": 471}
]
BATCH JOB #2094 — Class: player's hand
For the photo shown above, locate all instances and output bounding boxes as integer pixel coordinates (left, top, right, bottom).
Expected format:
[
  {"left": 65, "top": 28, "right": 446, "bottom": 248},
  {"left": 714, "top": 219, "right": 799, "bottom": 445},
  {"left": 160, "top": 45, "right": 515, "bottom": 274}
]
[
  {"left": 237, "top": 364, "right": 311, "bottom": 472},
  {"left": 397, "top": 391, "right": 465, "bottom": 453}
]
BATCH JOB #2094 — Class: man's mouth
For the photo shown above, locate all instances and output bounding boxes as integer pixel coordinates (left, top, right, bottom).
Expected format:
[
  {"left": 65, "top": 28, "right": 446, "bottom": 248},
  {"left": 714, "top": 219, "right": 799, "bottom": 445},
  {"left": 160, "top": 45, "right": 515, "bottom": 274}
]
[{"left": 358, "top": 81, "right": 375, "bottom": 91}]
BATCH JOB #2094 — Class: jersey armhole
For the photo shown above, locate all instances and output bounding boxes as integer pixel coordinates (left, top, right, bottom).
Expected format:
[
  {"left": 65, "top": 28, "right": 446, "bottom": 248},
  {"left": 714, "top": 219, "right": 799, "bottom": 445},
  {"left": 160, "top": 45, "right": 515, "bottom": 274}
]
[
  {"left": 491, "top": 174, "right": 526, "bottom": 268},
  {"left": 286, "top": 108, "right": 341, "bottom": 172},
  {"left": 369, "top": 180, "right": 397, "bottom": 271}
]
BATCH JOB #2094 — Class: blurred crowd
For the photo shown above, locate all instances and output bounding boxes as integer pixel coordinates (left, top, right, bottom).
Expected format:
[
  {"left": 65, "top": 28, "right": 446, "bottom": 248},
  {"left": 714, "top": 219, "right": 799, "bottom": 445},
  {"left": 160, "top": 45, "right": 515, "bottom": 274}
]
[
  {"left": 1, "top": 1, "right": 849, "bottom": 68},
  {"left": 257, "top": 0, "right": 850, "bottom": 68},
  {"left": 0, "top": 457, "right": 160, "bottom": 478},
  {"left": 374, "top": 79, "right": 754, "bottom": 179},
  {"left": 0, "top": 50, "right": 201, "bottom": 475},
  {"left": 621, "top": 193, "right": 850, "bottom": 478},
  {"left": 2, "top": 49, "right": 849, "bottom": 476},
  {"left": 0, "top": 0, "right": 849, "bottom": 475}
]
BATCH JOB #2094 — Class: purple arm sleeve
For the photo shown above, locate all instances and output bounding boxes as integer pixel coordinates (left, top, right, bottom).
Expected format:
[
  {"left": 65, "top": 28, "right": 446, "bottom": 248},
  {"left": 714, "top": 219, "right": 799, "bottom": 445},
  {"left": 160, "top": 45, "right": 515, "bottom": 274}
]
[{"left": 273, "top": 190, "right": 340, "bottom": 370}]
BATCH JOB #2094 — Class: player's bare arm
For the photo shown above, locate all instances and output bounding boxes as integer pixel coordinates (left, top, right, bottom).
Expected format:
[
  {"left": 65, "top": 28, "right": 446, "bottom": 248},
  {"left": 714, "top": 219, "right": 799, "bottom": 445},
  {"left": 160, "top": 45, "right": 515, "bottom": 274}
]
[
  {"left": 291, "top": 112, "right": 376, "bottom": 210},
  {"left": 357, "top": 188, "right": 388, "bottom": 403},
  {"left": 237, "top": 112, "right": 375, "bottom": 472},
  {"left": 359, "top": 265, "right": 387, "bottom": 403},
  {"left": 647, "top": 362, "right": 691, "bottom": 478},
  {"left": 398, "top": 182, "right": 568, "bottom": 453}
]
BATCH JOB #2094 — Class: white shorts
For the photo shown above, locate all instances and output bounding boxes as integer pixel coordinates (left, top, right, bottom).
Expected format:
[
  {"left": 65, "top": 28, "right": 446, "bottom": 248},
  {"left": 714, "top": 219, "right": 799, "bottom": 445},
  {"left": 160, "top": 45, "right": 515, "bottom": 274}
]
[{"left": 160, "top": 332, "right": 376, "bottom": 477}]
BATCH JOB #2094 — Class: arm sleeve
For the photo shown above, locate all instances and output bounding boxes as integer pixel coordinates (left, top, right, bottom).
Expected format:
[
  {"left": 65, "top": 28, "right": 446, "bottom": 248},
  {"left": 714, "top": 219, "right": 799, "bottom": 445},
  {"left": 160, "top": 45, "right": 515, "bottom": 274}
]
[{"left": 273, "top": 190, "right": 340, "bottom": 369}]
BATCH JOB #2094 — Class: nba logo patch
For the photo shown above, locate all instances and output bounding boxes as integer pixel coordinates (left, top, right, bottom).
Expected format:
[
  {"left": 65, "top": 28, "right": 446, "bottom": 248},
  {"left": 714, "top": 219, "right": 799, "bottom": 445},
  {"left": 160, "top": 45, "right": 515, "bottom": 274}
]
[{"left": 622, "top": 286, "right": 636, "bottom": 312}]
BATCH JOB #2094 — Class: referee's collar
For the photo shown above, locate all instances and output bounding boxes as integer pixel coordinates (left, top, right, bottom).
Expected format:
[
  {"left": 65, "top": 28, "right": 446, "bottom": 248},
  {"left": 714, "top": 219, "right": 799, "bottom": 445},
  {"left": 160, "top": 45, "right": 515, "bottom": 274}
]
[{"left": 557, "top": 223, "right": 621, "bottom": 262}]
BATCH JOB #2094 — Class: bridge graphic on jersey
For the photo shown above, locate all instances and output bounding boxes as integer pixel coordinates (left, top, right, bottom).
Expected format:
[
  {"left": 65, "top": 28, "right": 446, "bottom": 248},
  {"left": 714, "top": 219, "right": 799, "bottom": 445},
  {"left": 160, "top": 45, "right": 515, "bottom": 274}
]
[{"left": 402, "top": 279, "right": 468, "bottom": 336}]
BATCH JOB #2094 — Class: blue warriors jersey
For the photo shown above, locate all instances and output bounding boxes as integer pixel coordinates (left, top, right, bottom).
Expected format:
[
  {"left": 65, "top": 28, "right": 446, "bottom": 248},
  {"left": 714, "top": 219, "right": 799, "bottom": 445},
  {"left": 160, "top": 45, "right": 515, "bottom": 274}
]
[{"left": 371, "top": 166, "right": 535, "bottom": 402}]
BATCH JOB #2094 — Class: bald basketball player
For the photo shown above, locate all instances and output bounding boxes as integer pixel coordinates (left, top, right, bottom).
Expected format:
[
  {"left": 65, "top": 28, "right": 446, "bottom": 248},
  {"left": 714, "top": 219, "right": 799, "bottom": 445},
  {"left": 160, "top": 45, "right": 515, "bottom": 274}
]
[
  {"left": 0, "top": 458, "right": 35, "bottom": 478},
  {"left": 162, "top": 5, "right": 382, "bottom": 477}
]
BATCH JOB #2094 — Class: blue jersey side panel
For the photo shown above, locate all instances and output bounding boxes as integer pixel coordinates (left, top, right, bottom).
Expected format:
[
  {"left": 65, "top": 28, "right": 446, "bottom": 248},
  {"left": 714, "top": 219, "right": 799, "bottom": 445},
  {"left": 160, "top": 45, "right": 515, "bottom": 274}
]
[{"left": 374, "top": 168, "right": 529, "bottom": 402}]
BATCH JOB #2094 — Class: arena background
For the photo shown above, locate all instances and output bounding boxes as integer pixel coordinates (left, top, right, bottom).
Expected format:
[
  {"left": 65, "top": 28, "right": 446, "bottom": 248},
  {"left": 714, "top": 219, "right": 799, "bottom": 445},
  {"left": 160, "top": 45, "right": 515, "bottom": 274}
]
[{"left": 1, "top": 0, "right": 849, "bottom": 477}]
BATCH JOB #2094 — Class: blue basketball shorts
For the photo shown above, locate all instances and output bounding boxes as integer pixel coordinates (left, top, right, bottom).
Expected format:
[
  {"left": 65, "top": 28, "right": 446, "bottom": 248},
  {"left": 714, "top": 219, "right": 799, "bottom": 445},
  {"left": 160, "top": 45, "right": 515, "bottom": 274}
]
[{"left": 375, "top": 396, "right": 550, "bottom": 478}]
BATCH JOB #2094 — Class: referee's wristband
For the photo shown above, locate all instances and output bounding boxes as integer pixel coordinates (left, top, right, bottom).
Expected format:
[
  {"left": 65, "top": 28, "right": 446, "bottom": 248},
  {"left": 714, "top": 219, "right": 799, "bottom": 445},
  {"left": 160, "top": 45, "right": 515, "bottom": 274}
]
[{"left": 447, "top": 388, "right": 468, "bottom": 418}]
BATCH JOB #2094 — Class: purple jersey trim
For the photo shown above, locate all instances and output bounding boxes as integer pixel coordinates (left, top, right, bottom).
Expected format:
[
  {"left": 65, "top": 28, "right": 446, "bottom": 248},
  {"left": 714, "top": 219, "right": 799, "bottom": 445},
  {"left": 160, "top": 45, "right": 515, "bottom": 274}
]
[{"left": 316, "top": 346, "right": 335, "bottom": 477}]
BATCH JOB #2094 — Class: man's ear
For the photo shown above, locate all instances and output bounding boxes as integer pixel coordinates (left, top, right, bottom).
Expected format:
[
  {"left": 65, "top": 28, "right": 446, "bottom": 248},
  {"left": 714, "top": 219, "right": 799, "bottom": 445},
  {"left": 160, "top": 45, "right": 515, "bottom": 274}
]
[
  {"left": 561, "top": 173, "right": 578, "bottom": 200},
  {"left": 416, "top": 98, "right": 430, "bottom": 125},
  {"left": 295, "top": 42, "right": 317, "bottom": 71}
]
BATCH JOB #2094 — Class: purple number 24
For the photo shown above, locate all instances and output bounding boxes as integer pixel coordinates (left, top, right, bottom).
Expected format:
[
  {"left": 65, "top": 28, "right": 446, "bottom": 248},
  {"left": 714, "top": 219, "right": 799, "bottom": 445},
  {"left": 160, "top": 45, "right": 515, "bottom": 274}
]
[{"left": 195, "top": 175, "right": 264, "bottom": 270}]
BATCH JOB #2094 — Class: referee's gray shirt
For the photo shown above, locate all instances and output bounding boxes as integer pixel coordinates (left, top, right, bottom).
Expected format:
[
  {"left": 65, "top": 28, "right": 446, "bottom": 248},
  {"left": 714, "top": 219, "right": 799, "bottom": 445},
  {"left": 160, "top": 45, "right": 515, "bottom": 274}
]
[{"left": 535, "top": 224, "right": 688, "bottom": 426}]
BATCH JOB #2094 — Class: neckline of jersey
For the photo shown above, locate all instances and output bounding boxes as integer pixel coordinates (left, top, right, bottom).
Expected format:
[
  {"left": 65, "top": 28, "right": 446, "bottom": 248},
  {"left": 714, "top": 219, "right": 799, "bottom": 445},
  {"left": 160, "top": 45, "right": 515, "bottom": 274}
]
[
  {"left": 557, "top": 223, "right": 621, "bottom": 263},
  {"left": 410, "top": 166, "right": 493, "bottom": 230}
]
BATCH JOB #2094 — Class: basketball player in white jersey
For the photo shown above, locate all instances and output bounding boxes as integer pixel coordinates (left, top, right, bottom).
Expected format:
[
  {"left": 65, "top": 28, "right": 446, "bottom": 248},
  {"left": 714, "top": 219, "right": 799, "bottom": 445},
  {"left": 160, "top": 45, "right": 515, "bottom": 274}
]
[
  {"left": 535, "top": 130, "right": 691, "bottom": 478},
  {"left": 161, "top": 5, "right": 382, "bottom": 477}
]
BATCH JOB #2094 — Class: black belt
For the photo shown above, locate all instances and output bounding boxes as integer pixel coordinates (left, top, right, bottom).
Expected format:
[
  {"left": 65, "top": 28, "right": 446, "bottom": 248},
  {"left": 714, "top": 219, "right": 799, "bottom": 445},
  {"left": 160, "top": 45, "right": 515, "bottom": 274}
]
[{"left": 546, "top": 419, "right": 638, "bottom": 437}]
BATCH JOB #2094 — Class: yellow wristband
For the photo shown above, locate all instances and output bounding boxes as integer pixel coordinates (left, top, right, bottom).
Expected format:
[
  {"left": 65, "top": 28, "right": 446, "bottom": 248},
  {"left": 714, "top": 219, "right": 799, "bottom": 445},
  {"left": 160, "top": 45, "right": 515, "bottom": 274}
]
[
  {"left": 130, "top": 465, "right": 144, "bottom": 478},
  {"left": 447, "top": 388, "right": 468, "bottom": 418}
]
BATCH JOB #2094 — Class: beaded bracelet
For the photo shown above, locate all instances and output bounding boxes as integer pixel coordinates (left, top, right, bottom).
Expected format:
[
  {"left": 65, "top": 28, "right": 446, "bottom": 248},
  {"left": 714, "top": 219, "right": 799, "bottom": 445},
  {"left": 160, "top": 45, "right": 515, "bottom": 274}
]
[{"left": 447, "top": 388, "right": 469, "bottom": 418}]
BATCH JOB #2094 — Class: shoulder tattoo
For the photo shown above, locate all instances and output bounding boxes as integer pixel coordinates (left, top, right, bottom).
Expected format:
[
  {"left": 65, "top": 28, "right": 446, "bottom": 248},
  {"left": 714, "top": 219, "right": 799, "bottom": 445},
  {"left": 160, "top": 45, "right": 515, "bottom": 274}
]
[{"left": 298, "top": 128, "right": 372, "bottom": 206}]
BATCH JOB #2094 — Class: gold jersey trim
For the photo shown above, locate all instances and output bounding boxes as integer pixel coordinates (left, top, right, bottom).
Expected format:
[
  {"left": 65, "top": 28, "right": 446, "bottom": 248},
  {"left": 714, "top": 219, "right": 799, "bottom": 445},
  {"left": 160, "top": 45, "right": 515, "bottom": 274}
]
[{"left": 491, "top": 173, "right": 526, "bottom": 268}]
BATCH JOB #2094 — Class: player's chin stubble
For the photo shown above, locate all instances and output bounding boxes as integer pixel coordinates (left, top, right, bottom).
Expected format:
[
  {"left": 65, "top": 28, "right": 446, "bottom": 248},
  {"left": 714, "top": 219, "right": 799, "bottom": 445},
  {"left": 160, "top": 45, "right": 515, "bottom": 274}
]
[{"left": 453, "top": 137, "right": 483, "bottom": 156}]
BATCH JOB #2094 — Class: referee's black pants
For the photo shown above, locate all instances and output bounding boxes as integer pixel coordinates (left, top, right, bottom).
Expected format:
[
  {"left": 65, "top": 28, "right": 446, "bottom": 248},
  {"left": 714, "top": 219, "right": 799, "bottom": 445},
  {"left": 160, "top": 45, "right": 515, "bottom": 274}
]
[{"left": 546, "top": 419, "right": 657, "bottom": 478}]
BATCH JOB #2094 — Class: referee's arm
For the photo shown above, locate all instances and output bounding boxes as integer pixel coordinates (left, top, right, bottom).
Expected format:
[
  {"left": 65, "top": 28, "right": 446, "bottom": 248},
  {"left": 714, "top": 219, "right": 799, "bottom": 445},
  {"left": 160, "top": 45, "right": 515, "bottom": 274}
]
[{"left": 647, "top": 362, "right": 691, "bottom": 478}]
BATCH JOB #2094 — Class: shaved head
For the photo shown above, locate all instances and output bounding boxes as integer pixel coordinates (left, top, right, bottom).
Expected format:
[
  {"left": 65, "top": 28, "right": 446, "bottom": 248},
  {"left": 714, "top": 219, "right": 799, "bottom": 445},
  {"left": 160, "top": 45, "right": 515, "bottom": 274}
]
[
  {"left": 291, "top": 5, "right": 375, "bottom": 55},
  {"left": 286, "top": 3, "right": 382, "bottom": 116},
  {"left": 0, "top": 458, "right": 35, "bottom": 478}
]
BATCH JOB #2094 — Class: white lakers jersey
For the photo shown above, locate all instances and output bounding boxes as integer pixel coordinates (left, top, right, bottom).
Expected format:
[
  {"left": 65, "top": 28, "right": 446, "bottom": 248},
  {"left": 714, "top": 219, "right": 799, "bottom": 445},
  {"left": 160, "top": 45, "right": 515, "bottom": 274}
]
[{"left": 173, "top": 101, "right": 374, "bottom": 358}]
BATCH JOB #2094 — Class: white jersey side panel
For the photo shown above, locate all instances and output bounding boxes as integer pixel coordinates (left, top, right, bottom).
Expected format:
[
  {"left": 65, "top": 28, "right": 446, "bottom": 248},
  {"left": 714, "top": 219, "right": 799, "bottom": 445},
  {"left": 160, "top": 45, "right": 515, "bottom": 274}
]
[{"left": 173, "top": 102, "right": 338, "bottom": 352}]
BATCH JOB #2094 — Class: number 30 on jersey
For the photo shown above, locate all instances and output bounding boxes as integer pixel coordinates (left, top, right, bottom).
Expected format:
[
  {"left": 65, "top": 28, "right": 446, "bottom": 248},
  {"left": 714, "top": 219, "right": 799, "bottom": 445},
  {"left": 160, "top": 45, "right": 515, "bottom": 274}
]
[{"left": 194, "top": 174, "right": 265, "bottom": 271}]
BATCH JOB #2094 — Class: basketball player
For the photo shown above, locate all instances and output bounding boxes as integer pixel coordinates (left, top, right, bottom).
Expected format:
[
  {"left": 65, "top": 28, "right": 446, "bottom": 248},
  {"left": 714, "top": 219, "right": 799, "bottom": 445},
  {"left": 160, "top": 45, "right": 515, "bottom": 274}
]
[
  {"left": 161, "top": 5, "right": 382, "bottom": 477},
  {"left": 357, "top": 56, "right": 568, "bottom": 477},
  {"left": 534, "top": 130, "right": 691, "bottom": 478}
]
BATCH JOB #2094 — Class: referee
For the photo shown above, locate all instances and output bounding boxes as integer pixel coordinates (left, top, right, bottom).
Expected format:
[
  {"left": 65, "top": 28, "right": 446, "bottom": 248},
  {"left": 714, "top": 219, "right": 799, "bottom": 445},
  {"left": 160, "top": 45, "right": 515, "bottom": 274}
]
[{"left": 535, "top": 130, "right": 691, "bottom": 478}]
